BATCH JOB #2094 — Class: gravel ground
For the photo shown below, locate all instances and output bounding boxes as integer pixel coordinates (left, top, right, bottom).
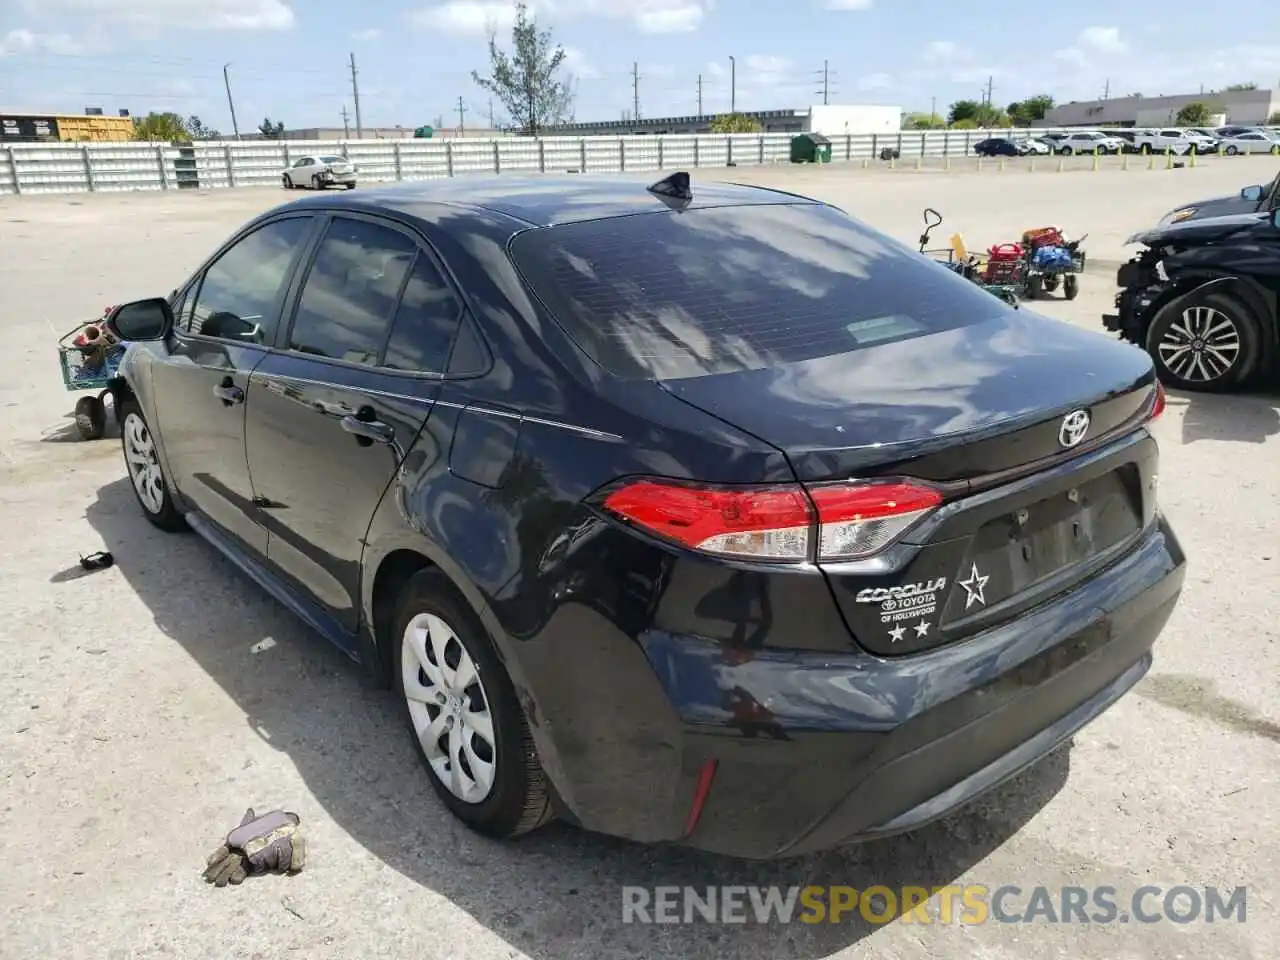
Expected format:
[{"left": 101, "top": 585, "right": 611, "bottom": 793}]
[{"left": 1, "top": 157, "right": 1277, "bottom": 960}]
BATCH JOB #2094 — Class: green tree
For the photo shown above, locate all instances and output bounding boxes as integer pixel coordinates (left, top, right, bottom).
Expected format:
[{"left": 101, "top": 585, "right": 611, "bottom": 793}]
[
  {"left": 949, "top": 118, "right": 979, "bottom": 130},
  {"left": 1225, "top": 83, "right": 1257, "bottom": 91},
  {"left": 1007, "top": 94, "right": 1054, "bottom": 126},
  {"left": 902, "top": 111, "right": 945, "bottom": 130},
  {"left": 471, "top": 1, "right": 573, "bottom": 136},
  {"left": 973, "top": 104, "right": 1011, "bottom": 127},
  {"left": 185, "top": 115, "right": 220, "bottom": 139},
  {"left": 132, "top": 112, "right": 191, "bottom": 142},
  {"left": 1269, "top": 111, "right": 1280, "bottom": 125},
  {"left": 948, "top": 99, "right": 981, "bottom": 124},
  {"left": 258, "top": 117, "right": 286, "bottom": 139},
  {"left": 1175, "top": 101, "right": 1212, "bottom": 126},
  {"left": 709, "top": 112, "right": 762, "bottom": 133}
]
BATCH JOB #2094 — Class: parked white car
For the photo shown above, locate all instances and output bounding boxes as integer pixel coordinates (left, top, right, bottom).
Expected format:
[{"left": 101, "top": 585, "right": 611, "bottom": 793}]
[
  {"left": 1015, "top": 137, "right": 1053, "bottom": 155},
  {"left": 282, "top": 155, "right": 358, "bottom": 190},
  {"left": 1132, "top": 129, "right": 1218, "bottom": 155},
  {"left": 1052, "top": 131, "right": 1125, "bottom": 155},
  {"left": 1219, "top": 131, "right": 1280, "bottom": 155}
]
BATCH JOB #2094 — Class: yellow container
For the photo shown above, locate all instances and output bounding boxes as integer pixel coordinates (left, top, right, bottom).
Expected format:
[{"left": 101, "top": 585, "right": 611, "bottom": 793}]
[{"left": 54, "top": 115, "right": 135, "bottom": 142}]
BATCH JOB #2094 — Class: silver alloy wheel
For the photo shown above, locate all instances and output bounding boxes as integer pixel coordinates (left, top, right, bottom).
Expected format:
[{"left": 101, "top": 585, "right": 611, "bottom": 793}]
[
  {"left": 1158, "top": 305, "right": 1242, "bottom": 382},
  {"left": 123, "top": 411, "right": 166, "bottom": 515},
  {"left": 401, "top": 612, "right": 497, "bottom": 803}
]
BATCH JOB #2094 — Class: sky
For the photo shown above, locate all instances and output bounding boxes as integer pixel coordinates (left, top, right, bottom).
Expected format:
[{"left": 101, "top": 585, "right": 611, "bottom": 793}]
[{"left": 2, "top": 0, "right": 1280, "bottom": 133}]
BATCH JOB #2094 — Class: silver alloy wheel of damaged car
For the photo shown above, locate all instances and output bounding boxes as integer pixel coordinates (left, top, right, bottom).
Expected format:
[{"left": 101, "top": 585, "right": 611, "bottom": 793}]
[
  {"left": 1157, "top": 304, "right": 1242, "bottom": 383},
  {"left": 401, "top": 611, "right": 498, "bottom": 804},
  {"left": 123, "top": 411, "right": 166, "bottom": 515}
]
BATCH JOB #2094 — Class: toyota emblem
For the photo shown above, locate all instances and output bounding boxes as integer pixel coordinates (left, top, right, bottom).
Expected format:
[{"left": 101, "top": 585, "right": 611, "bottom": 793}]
[{"left": 1058, "top": 409, "right": 1091, "bottom": 448}]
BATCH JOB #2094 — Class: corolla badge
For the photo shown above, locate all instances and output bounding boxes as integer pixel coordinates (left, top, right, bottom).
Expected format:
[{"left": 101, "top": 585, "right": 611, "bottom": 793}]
[{"left": 1058, "top": 409, "right": 1091, "bottom": 448}]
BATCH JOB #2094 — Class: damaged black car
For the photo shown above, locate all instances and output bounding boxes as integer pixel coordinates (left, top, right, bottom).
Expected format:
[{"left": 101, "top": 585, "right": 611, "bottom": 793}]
[{"left": 1104, "top": 208, "right": 1280, "bottom": 391}]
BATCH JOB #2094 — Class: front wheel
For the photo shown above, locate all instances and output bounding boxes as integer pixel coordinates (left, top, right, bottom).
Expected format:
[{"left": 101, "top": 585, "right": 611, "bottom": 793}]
[
  {"left": 345, "top": 182, "right": 356, "bottom": 190},
  {"left": 1061, "top": 146, "right": 1073, "bottom": 156},
  {"left": 74, "top": 395, "right": 106, "bottom": 441},
  {"left": 1145, "top": 291, "right": 1260, "bottom": 392},
  {"left": 119, "top": 400, "right": 187, "bottom": 531},
  {"left": 311, "top": 173, "right": 323, "bottom": 190},
  {"left": 1226, "top": 145, "right": 1240, "bottom": 156},
  {"left": 1063, "top": 274, "right": 1079, "bottom": 300},
  {"left": 282, "top": 174, "right": 292, "bottom": 189},
  {"left": 393, "top": 570, "right": 553, "bottom": 840},
  {"left": 1025, "top": 275, "right": 1044, "bottom": 299}
]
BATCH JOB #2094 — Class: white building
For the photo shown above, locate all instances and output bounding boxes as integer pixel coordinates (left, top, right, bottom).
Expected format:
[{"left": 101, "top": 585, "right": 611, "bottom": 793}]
[
  {"left": 1045, "top": 89, "right": 1278, "bottom": 128},
  {"left": 549, "top": 104, "right": 901, "bottom": 137}
]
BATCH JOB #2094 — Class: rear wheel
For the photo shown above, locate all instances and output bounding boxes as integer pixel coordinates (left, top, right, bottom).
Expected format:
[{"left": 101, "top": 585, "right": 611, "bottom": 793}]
[
  {"left": 311, "top": 173, "right": 322, "bottom": 190},
  {"left": 282, "top": 174, "right": 292, "bottom": 189},
  {"left": 345, "top": 182, "right": 356, "bottom": 190},
  {"left": 119, "top": 400, "right": 187, "bottom": 531},
  {"left": 1061, "top": 146, "right": 1074, "bottom": 156},
  {"left": 74, "top": 395, "right": 106, "bottom": 440},
  {"left": 1063, "top": 274, "right": 1079, "bottom": 300},
  {"left": 393, "top": 569, "right": 552, "bottom": 839},
  {"left": 1226, "top": 145, "right": 1239, "bottom": 156},
  {"left": 1042, "top": 276, "right": 1061, "bottom": 293},
  {"left": 1025, "top": 275, "right": 1044, "bottom": 299},
  {"left": 1145, "top": 291, "right": 1261, "bottom": 392}
]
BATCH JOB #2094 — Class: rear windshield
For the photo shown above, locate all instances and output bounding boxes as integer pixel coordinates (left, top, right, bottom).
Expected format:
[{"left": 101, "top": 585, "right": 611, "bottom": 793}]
[{"left": 508, "top": 202, "right": 1011, "bottom": 380}]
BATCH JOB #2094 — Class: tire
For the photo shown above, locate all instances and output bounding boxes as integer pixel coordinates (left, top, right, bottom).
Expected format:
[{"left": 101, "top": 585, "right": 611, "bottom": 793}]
[
  {"left": 1061, "top": 146, "right": 1073, "bottom": 156},
  {"left": 1063, "top": 274, "right": 1079, "bottom": 300},
  {"left": 1226, "top": 145, "right": 1239, "bottom": 156},
  {"left": 1145, "top": 291, "right": 1261, "bottom": 392},
  {"left": 1025, "top": 275, "right": 1044, "bottom": 299},
  {"left": 345, "top": 182, "right": 356, "bottom": 190},
  {"left": 282, "top": 174, "right": 292, "bottom": 189},
  {"left": 393, "top": 569, "right": 553, "bottom": 840},
  {"left": 311, "top": 174, "right": 322, "bottom": 190},
  {"left": 1043, "top": 276, "right": 1061, "bottom": 293},
  {"left": 74, "top": 395, "right": 106, "bottom": 441},
  {"left": 119, "top": 399, "right": 187, "bottom": 531}
]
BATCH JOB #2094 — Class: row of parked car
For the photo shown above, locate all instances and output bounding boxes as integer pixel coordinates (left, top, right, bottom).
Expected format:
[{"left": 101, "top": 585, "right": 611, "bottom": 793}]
[{"left": 974, "top": 126, "right": 1280, "bottom": 159}]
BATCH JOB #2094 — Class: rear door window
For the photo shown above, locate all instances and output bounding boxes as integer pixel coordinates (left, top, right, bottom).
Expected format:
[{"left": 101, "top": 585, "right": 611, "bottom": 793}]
[
  {"left": 509, "top": 202, "right": 1012, "bottom": 381},
  {"left": 288, "top": 217, "right": 417, "bottom": 365},
  {"left": 382, "top": 255, "right": 463, "bottom": 373}
]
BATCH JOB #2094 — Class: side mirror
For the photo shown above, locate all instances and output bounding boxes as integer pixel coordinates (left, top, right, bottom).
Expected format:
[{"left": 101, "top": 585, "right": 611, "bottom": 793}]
[
  {"left": 1241, "top": 185, "right": 1265, "bottom": 202},
  {"left": 105, "top": 298, "right": 173, "bottom": 342},
  {"left": 1271, "top": 209, "right": 1280, "bottom": 229}
]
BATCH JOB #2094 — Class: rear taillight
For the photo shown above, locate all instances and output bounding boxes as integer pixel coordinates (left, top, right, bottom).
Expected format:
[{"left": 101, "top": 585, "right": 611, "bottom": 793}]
[
  {"left": 1150, "top": 380, "right": 1166, "bottom": 420},
  {"left": 600, "top": 477, "right": 942, "bottom": 563}
]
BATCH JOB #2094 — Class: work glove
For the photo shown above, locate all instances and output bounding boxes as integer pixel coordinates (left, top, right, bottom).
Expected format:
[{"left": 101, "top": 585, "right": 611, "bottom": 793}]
[{"left": 202, "top": 807, "right": 306, "bottom": 887}]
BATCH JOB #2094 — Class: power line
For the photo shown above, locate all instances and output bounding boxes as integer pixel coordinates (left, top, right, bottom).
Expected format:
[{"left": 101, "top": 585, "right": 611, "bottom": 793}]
[{"left": 349, "top": 52, "right": 363, "bottom": 139}]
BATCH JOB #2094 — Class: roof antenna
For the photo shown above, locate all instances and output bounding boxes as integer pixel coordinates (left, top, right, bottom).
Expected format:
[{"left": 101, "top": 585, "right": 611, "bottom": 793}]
[{"left": 647, "top": 171, "right": 693, "bottom": 210}]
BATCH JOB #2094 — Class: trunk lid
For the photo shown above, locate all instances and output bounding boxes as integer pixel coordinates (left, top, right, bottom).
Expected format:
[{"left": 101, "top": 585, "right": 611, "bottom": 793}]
[{"left": 661, "top": 311, "right": 1161, "bottom": 655}]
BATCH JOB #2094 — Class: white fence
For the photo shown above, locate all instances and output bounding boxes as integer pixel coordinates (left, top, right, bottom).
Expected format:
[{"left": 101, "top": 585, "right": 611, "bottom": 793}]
[{"left": 0, "top": 127, "right": 1223, "bottom": 196}]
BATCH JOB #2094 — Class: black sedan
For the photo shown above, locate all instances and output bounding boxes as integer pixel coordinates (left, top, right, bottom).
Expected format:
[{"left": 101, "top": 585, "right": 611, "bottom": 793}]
[
  {"left": 102, "top": 173, "right": 1185, "bottom": 860},
  {"left": 973, "top": 137, "right": 1021, "bottom": 157},
  {"left": 1105, "top": 207, "right": 1280, "bottom": 390}
]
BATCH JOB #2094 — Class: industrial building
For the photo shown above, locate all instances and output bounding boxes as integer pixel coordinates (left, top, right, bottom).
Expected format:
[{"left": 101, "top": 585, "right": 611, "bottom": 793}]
[
  {"left": 549, "top": 104, "right": 901, "bottom": 137},
  {"left": 238, "top": 125, "right": 508, "bottom": 141},
  {"left": 0, "top": 112, "right": 135, "bottom": 142},
  {"left": 1045, "top": 88, "right": 1279, "bottom": 128}
]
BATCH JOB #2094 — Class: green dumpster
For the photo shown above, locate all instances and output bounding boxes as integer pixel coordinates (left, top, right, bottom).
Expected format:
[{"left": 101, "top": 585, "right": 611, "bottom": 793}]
[{"left": 790, "top": 132, "right": 832, "bottom": 164}]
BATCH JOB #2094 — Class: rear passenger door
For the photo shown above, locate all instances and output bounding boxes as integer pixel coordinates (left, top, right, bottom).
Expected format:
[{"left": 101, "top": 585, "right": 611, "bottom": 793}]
[{"left": 244, "top": 213, "right": 464, "bottom": 638}]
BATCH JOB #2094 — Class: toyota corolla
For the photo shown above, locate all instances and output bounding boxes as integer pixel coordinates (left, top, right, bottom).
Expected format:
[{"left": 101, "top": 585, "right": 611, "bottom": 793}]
[{"left": 101, "top": 172, "right": 1185, "bottom": 860}]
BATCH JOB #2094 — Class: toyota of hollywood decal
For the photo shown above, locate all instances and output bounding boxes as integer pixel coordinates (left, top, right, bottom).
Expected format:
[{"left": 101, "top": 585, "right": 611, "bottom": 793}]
[{"left": 855, "top": 577, "right": 946, "bottom": 644}]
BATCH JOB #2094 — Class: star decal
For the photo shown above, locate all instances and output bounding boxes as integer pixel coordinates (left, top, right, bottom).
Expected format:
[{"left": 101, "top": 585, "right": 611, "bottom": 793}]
[
  {"left": 914, "top": 620, "right": 931, "bottom": 638},
  {"left": 958, "top": 562, "right": 990, "bottom": 609},
  {"left": 888, "top": 624, "right": 906, "bottom": 644}
]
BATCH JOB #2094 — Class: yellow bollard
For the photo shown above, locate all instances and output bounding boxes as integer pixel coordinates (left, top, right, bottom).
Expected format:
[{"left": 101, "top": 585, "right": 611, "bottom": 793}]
[
  {"left": 1190, "top": 149, "right": 1197, "bottom": 168},
  {"left": 1147, "top": 150, "right": 1155, "bottom": 170},
  {"left": 977, "top": 157, "right": 983, "bottom": 173},
  {"left": 1122, "top": 153, "right": 1129, "bottom": 171},
  {"left": 1057, "top": 156, "right": 1064, "bottom": 172},
  {"left": 1029, "top": 156, "right": 1035, "bottom": 172},
  {"left": 862, "top": 158, "right": 869, "bottom": 169},
  {"left": 915, "top": 154, "right": 922, "bottom": 170},
  {"left": 999, "top": 158, "right": 1005, "bottom": 172},
  {"left": 1092, "top": 151, "right": 1099, "bottom": 171},
  {"left": 1165, "top": 146, "right": 1173, "bottom": 169},
  {"left": 890, "top": 156, "right": 896, "bottom": 169},
  {"left": 945, "top": 155, "right": 951, "bottom": 171}
]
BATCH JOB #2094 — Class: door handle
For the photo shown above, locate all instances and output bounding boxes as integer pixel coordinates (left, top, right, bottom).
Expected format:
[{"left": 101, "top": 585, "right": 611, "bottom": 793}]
[
  {"left": 213, "top": 377, "right": 244, "bottom": 406},
  {"left": 341, "top": 413, "right": 395, "bottom": 445}
]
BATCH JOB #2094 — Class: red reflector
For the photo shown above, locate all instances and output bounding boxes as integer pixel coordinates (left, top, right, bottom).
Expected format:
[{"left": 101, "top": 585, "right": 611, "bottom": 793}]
[
  {"left": 1150, "top": 381, "right": 1166, "bottom": 420},
  {"left": 684, "top": 758, "right": 718, "bottom": 836}
]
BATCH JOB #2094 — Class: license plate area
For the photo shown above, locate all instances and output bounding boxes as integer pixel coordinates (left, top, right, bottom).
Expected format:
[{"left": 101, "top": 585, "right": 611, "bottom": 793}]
[{"left": 941, "top": 467, "right": 1142, "bottom": 627}]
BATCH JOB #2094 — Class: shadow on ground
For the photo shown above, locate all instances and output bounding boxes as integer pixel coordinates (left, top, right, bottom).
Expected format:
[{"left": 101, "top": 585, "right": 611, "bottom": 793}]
[
  {"left": 1167, "top": 383, "right": 1280, "bottom": 445},
  {"left": 82, "top": 477, "right": 1070, "bottom": 959}
]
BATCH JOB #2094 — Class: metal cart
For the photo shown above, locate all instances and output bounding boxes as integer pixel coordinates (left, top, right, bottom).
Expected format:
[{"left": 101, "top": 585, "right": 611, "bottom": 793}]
[
  {"left": 917, "top": 208, "right": 1022, "bottom": 307},
  {"left": 57, "top": 319, "right": 125, "bottom": 441}
]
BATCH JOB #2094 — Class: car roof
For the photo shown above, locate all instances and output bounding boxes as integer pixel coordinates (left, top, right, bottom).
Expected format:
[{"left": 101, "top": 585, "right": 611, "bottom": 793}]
[{"left": 282, "top": 174, "right": 823, "bottom": 228}]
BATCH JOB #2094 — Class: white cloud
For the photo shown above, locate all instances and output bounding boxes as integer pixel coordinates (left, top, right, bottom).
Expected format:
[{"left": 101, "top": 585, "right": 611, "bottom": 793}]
[
  {"left": 632, "top": 5, "right": 702, "bottom": 32},
  {"left": 351, "top": 27, "right": 381, "bottom": 40},
  {"left": 561, "top": 45, "right": 599, "bottom": 79},
  {"left": 855, "top": 72, "right": 892, "bottom": 91},
  {"left": 1078, "top": 26, "right": 1128, "bottom": 55},
  {"left": 409, "top": 1, "right": 518, "bottom": 35},
  {"left": 742, "top": 54, "right": 792, "bottom": 87},
  {"left": 29, "top": 0, "right": 293, "bottom": 29},
  {"left": 824, "top": 0, "right": 872, "bottom": 8},
  {"left": 0, "top": 28, "right": 95, "bottom": 55}
]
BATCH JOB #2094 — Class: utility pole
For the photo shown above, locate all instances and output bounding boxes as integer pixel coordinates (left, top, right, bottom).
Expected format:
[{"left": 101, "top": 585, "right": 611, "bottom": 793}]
[
  {"left": 930, "top": 95, "right": 937, "bottom": 124},
  {"left": 1103, "top": 78, "right": 1110, "bottom": 100},
  {"left": 729, "top": 55, "right": 736, "bottom": 113},
  {"left": 222, "top": 63, "right": 241, "bottom": 140},
  {"left": 340, "top": 105, "right": 350, "bottom": 139},
  {"left": 697, "top": 73, "right": 703, "bottom": 115},
  {"left": 983, "top": 75, "right": 994, "bottom": 107},
  {"left": 632, "top": 62, "right": 641, "bottom": 122},
  {"left": 349, "top": 52, "right": 363, "bottom": 139},
  {"left": 456, "top": 95, "right": 467, "bottom": 136},
  {"left": 815, "top": 59, "right": 830, "bottom": 106},
  {"left": 488, "top": 97, "right": 495, "bottom": 131}
]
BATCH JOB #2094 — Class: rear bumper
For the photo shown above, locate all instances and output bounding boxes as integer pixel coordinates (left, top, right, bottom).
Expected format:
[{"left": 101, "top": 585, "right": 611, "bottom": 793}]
[
  {"left": 516, "top": 513, "right": 1184, "bottom": 860},
  {"left": 673, "top": 515, "right": 1183, "bottom": 859}
]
